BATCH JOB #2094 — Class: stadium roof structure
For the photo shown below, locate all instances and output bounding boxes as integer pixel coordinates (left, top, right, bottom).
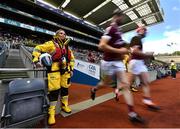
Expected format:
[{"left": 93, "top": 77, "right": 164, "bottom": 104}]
[{"left": 38, "top": 0, "right": 164, "bottom": 33}]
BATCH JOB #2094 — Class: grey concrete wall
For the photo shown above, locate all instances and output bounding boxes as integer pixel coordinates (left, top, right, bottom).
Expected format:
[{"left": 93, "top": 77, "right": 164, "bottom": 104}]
[{"left": 155, "top": 56, "right": 180, "bottom": 63}]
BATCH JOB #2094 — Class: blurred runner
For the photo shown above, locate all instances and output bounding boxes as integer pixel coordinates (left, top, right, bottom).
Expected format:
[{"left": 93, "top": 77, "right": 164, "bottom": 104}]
[
  {"left": 128, "top": 26, "right": 160, "bottom": 111},
  {"left": 90, "top": 9, "right": 144, "bottom": 124}
]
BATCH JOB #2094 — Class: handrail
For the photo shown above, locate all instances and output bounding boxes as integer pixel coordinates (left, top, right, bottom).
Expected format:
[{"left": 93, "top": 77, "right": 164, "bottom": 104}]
[
  {"left": 20, "top": 45, "right": 32, "bottom": 59},
  {"left": 19, "top": 45, "right": 47, "bottom": 78},
  {"left": 0, "top": 68, "right": 46, "bottom": 72},
  {"left": 0, "top": 50, "right": 5, "bottom": 55},
  {"left": 0, "top": 42, "right": 8, "bottom": 67}
]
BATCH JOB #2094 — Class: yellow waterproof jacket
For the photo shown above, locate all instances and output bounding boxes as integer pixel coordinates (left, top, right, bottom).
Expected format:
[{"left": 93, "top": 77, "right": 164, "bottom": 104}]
[
  {"left": 170, "top": 62, "right": 177, "bottom": 70},
  {"left": 68, "top": 48, "right": 75, "bottom": 71},
  {"left": 123, "top": 54, "right": 129, "bottom": 65},
  {"left": 123, "top": 54, "right": 130, "bottom": 72},
  {"left": 32, "top": 39, "right": 75, "bottom": 72}
]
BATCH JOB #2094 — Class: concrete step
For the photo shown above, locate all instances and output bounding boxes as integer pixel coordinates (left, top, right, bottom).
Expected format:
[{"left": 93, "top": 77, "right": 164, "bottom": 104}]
[{"left": 0, "top": 72, "right": 28, "bottom": 81}]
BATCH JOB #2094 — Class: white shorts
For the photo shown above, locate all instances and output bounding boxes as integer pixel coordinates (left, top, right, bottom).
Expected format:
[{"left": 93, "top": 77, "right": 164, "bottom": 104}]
[
  {"left": 100, "top": 60, "right": 126, "bottom": 76},
  {"left": 129, "top": 59, "right": 148, "bottom": 75}
]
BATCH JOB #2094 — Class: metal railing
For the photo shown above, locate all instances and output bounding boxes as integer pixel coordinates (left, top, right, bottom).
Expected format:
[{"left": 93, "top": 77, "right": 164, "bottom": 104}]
[
  {"left": 19, "top": 45, "right": 47, "bottom": 78},
  {"left": 0, "top": 68, "right": 47, "bottom": 80},
  {"left": 0, "top": 42, "right": 9, "bottom": 67},
  {"left": 0, "top": 50, "right": 6, "bottom": 67}
]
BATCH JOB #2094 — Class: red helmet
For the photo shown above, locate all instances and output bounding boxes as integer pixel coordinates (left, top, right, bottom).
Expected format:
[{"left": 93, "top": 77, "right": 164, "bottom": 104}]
[{"left": 136, "top": 26, "right": 147, "bottom": 33}]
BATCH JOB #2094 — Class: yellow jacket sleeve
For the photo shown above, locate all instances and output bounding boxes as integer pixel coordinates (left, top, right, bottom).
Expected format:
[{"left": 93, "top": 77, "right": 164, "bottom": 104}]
[
  {"left": 32, "top": 41, "right": 55, "bottom": 63},
  {"left": 170, "top": 63, "right": 177, "bottom": 70},
  {"left": 69, "top": 48, "right": 75, "bottom": 71}
]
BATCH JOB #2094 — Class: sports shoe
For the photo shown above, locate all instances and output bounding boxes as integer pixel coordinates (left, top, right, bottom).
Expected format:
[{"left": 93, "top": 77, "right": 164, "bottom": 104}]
[
  {"left": 143, "top": 99, "right": 161, "bottom": 111},
  {"left": 114, "top": 88, "right": 122, "bottom": 101},
  {"left": 128, "top": 112, "right": 145, "bottom": 124},
  {"left": 115, "top": 91, "right": 119, "bottom": 101},
  {"left": 91, "top": 88, "right": 96, "bottom": 100},
  {"left": 147, "top": 104, "right": 161, "bottom": 111}
]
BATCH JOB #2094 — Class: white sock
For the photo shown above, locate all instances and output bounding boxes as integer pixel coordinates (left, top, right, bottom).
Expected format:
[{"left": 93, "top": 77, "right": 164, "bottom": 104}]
[{"left": 142, "top": 99, "right": 153, "bottom": 105}]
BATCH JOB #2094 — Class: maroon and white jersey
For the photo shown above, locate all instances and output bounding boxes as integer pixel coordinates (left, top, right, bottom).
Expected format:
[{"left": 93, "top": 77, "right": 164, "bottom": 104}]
[{"left": 102, "top": 23, "right": 126, "bottom": 61}]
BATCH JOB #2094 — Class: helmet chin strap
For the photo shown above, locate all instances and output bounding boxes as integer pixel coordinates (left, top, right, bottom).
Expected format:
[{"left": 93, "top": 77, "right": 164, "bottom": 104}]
[
  {"left": 57, "top": 38, "right": 64, "bottom": 46},
  {"left": 53, "top": 35, "right": 70, "bottom": 47}
]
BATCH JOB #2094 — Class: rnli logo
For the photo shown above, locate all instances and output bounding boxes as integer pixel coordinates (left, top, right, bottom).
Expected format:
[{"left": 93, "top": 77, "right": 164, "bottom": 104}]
[{"left": 77, "top": 62, "right": 85, "bottom": 69}]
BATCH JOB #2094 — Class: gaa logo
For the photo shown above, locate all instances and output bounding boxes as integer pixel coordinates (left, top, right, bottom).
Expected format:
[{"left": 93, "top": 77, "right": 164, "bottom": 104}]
[{"left": 88, "top": 65, "right": 96, "bottom": 73}]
